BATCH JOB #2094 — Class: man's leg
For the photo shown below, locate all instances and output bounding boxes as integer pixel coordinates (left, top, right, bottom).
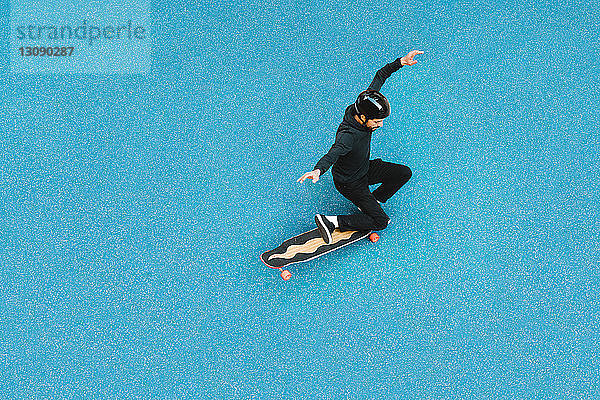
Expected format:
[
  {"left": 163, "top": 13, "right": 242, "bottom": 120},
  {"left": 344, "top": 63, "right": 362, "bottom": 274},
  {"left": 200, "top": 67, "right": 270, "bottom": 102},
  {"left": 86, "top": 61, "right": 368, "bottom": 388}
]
[
  {"left": 334, "top": 178, "right": 390, "bottom": 232},
  {"left": 368, "top": 159, "right": 412, "bottom": 203}
]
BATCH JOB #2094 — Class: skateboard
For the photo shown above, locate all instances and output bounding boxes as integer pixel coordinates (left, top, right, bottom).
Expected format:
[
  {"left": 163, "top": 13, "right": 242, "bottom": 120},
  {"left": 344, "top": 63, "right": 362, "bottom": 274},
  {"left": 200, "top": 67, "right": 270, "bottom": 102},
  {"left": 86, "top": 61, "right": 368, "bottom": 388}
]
[{"left": 260, "top": 228, "right": 379, "bottom": 280}]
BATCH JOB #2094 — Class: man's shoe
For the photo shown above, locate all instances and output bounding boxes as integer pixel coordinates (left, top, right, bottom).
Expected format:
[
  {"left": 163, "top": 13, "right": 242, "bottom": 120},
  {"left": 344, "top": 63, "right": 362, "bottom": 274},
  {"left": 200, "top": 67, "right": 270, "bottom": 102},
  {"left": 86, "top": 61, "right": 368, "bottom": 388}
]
[{"left": 315, "top": 214, "right": 335, "bottom": 244}]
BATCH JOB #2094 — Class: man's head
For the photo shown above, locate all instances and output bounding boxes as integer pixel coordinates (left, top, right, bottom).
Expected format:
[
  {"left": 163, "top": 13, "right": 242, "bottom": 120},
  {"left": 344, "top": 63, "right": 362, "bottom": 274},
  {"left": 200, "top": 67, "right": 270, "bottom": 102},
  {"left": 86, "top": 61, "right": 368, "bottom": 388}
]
[
  {"left": 355, "top": 115, "right": 385, "bottom": 131},
  {"left": 354, "top": 90, "right": 390, "bottom": 131}
]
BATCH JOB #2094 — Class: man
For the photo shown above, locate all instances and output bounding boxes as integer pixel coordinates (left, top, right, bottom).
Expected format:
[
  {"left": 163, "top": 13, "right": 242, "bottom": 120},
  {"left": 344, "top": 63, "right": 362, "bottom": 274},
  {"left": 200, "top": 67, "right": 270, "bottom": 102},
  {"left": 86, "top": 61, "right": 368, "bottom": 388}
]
[{"left": 297, "top": 50, "right": 424, "bottom": 244}]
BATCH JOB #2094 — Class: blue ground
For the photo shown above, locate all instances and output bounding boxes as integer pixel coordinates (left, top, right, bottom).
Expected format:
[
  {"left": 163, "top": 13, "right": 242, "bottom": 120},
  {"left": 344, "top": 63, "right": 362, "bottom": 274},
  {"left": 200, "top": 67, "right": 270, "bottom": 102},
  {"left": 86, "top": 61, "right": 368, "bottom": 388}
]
[{"left": 1, "top": 0, "right": 599, "bottom": 398}]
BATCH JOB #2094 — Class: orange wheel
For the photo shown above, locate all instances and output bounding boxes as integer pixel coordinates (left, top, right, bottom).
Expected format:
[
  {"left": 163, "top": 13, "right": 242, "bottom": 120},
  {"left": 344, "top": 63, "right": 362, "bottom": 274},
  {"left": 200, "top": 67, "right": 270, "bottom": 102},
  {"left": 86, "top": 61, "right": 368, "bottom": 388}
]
[
  {"left": 280, "top": 270, "right": 292, "bottom": 281},
  {"left": 369, "top": 232, "right": 379, "bottom": 243}
]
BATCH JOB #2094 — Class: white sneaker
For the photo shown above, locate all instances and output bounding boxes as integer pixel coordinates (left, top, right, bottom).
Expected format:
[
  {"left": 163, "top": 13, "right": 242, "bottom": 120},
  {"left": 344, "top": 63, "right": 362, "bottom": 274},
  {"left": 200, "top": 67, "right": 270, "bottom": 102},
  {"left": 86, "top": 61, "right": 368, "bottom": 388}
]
[{"left": 315, "top": 214, "right": 335, "bottom": 244}]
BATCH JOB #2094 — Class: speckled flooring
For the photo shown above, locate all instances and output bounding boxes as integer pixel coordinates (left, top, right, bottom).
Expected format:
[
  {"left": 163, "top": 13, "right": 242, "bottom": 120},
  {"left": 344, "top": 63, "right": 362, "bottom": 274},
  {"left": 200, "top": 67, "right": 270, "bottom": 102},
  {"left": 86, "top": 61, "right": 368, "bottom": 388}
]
[{"left": 1, "top": 0, "right": 599, "bottom": 398}]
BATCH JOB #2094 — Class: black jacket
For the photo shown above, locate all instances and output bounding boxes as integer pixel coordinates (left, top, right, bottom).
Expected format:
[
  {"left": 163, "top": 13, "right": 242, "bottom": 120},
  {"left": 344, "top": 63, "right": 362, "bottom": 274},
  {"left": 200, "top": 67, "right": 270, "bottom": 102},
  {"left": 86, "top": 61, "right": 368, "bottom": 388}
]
[{"left": 313, "top": 58, "right": 404, "bottom": 184}]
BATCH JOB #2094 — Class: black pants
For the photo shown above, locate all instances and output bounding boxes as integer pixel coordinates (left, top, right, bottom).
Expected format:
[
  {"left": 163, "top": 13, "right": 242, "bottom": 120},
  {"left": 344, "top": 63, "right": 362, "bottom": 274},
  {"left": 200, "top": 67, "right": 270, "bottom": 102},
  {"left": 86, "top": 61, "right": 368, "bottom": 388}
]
[{"left": 334, "top": 159, "right": 412, "bottom": 231}]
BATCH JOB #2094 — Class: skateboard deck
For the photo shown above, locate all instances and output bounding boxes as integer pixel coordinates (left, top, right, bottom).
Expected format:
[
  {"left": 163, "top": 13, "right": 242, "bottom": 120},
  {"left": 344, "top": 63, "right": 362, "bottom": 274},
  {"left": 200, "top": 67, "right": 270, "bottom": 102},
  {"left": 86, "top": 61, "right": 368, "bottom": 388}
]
[{"left": 261, "top": 228, "right": 379, "bottom": 280}]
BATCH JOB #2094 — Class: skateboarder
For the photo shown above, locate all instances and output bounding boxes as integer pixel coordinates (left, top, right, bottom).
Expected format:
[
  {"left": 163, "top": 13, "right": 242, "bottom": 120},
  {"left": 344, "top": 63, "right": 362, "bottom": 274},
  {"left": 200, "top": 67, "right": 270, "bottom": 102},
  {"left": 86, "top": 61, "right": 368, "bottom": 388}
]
[{"left": 298, "top": 50, "right": 423, "bottom": 244}]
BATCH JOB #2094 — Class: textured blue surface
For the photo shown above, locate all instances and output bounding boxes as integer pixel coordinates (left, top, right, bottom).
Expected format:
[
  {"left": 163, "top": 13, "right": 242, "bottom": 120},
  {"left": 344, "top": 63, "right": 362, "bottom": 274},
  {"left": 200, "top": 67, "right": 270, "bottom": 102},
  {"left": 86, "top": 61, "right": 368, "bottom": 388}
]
[{"left": 1, "top": 0, "right": 599, "bottom": 398}]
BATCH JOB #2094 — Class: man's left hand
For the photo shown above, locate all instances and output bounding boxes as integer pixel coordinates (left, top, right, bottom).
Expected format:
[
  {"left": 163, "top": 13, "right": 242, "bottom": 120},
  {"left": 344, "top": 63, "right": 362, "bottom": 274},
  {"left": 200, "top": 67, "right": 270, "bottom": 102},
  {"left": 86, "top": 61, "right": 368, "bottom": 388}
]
[{"left": 401, "top": 50, "right": 424, "bottom": 66}]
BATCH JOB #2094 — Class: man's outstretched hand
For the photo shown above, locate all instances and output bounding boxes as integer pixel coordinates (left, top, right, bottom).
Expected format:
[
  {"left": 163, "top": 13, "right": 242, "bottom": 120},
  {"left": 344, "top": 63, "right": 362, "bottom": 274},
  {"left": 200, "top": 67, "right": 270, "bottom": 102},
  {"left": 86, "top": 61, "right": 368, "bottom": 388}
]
[
  {"left": 401, "top": 50, "right": 424, "bottom": 66},
  {"left": 297, "top": 169, "right": 321, "bottom": 183}
]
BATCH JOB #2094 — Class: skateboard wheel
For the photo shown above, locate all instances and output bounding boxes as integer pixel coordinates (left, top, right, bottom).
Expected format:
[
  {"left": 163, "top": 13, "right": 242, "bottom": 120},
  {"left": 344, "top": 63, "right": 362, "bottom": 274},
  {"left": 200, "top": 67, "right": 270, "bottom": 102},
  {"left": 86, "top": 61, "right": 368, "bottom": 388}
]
[
  {"left": 280, "top": 270, "right": 292, "bottom": 281},
  {"left": 369, "top": 233, "right": 379, "bottom": 243}
]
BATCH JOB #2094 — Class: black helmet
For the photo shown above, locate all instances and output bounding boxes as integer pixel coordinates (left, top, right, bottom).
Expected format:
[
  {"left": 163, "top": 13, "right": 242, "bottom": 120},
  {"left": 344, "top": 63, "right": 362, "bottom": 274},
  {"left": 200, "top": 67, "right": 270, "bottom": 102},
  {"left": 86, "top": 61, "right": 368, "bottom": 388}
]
[{"left": 354, "top": 90, "right": 391, "bottom": 120}]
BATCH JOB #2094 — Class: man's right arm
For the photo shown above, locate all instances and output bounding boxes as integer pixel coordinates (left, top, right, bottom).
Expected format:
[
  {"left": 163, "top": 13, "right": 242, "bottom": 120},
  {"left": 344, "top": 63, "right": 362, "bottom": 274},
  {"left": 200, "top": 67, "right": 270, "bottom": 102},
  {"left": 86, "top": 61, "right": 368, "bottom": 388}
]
[
  {"left": 313, "top": 132, "right": 354, "bottom": 176},
  {"left": 298, "top": 132, "right": 354, "bottom": 183}
]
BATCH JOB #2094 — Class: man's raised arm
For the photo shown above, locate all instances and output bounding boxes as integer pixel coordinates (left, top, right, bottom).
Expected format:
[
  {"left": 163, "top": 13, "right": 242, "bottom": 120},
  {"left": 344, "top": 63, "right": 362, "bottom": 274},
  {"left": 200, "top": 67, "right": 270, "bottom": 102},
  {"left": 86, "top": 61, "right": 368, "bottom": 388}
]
[{"left": 368, "top": 50, "right": 424, "bottom": 92}]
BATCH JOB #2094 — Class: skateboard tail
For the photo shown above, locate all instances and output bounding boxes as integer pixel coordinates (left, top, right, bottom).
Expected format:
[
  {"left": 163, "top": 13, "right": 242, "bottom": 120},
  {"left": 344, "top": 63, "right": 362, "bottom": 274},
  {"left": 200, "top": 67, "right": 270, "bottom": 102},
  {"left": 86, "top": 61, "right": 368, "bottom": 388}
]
[{"left": 259, "top": 254, "right": 292, "bottom": 280}]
